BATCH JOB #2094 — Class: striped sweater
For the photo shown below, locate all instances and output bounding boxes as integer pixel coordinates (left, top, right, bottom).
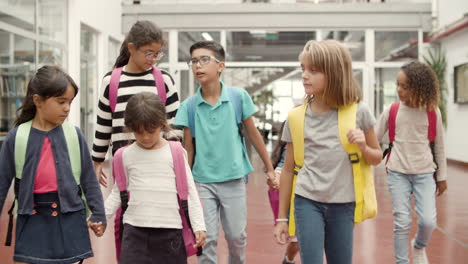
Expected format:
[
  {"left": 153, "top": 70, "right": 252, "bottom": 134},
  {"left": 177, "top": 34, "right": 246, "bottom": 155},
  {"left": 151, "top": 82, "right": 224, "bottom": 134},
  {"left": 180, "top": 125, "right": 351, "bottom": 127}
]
[{"left": 92, "top": 66, "right": 180, "bottom": 162}]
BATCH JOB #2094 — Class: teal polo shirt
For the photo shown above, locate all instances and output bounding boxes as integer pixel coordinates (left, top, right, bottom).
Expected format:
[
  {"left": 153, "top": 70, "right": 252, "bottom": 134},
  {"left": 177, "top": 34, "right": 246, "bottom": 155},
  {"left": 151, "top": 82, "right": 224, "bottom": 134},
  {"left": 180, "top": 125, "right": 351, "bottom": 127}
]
[{"left": 175, "top": 83, "right": 256, "bottom": 183}]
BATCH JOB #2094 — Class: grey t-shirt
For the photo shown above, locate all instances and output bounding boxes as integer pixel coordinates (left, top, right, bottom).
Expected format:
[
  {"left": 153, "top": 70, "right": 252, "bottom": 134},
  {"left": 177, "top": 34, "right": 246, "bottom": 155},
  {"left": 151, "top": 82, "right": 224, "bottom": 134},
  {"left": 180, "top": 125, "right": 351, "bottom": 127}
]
[{"left": 282, "top": 102, "right": 376, "bottom": 203}]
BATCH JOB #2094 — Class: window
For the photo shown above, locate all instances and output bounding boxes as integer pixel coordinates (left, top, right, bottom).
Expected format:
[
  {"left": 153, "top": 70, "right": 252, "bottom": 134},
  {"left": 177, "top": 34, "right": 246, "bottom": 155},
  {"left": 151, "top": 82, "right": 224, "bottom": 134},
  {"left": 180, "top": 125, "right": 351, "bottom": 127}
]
[
  {"left": 226, "top": 31, "right": 316, "bottom": 61},
  {"left": 323, "top": 30, "right": 365, "bottom": 61},
  {"left": 375, "top": 31, "right": 418, "bottom": 62},
  {"left": 454, "top": 62, "right": 468, "bottom": 104},
  {"left": 178, "top": 31, "right": 221, "bottom": 62}
]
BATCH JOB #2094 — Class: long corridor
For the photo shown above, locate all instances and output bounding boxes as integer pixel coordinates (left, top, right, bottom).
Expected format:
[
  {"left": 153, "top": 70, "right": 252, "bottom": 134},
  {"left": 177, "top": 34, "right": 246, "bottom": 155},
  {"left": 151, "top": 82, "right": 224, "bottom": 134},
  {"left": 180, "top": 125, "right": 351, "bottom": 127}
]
[{"left": 1, "top": 155, "right": 467, "bottom": 263}]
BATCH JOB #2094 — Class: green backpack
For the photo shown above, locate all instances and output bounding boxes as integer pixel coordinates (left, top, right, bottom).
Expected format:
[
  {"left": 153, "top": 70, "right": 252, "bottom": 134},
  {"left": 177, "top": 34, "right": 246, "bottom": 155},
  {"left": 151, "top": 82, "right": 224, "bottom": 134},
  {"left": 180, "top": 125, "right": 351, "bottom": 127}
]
[{"left": 5, "top": 120, "right": 89, "bottom": 246}]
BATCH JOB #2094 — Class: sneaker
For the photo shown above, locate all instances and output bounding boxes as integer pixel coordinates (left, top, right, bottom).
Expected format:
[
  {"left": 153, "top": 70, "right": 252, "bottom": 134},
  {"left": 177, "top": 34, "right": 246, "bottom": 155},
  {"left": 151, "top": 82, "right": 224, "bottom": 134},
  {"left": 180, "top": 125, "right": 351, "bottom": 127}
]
[
  {"left": 282, "top": 256, "right": 295, "bottom": 264},
  {"left": 412, "top": 239, "right": 429, "bottom": 264}
]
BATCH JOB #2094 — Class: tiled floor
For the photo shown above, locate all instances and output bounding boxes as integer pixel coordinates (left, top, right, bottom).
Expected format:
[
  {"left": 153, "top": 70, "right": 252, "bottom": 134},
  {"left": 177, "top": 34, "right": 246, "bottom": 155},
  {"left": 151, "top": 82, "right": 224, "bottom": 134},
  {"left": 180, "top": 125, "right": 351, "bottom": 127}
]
[{"left": 1, "top": 156, "right": 467, "bottom": 263}]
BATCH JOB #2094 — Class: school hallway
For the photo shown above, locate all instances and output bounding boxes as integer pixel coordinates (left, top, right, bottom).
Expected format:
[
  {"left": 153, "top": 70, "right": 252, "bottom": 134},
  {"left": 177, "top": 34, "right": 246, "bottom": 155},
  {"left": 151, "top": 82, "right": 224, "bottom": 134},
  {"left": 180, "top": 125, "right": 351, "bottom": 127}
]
[{"left": 1, "top": 153, "right": 467, "bottom": 264}]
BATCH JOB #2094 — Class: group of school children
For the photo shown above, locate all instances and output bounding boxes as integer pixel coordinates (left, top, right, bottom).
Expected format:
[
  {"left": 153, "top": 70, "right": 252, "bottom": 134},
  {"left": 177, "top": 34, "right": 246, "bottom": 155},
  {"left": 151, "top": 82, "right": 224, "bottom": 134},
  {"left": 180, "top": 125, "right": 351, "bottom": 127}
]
[{"left": 0, "top": 20, "right": 447, "bottom": 264}]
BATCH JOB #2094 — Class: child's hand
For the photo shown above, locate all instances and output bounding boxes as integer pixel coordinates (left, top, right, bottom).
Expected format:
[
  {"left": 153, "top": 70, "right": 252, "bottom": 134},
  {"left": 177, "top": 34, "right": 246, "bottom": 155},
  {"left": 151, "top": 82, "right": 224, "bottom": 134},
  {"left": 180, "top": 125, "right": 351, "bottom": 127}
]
[
  {"left": 94, "top": 162, "right": 108, "bottom": 187},
  {"left": 266, "top": 170, "right": 278, "bottom": 189},
  {"left": 436, "top": 180, "right": 447, "bottom": 196},
  {"left": 88, "top": 221, "right": 106, "bottom": 237},
  {"left": 273, "top": 221, "right": 289, "bottom": 245},
  {"left": 347, "top": 128, "right": 367, "bottom": 152},
  {"left": 194, "top": 231, "right": 206, "bottom": 248}
]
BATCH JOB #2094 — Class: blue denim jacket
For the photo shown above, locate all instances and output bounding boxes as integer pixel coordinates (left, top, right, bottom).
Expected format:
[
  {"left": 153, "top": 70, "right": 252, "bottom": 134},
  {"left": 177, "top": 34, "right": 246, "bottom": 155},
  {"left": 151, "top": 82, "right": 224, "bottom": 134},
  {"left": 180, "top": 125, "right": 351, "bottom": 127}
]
[{"left": 0, "top": 124, "right": 106, "bottom": 225}]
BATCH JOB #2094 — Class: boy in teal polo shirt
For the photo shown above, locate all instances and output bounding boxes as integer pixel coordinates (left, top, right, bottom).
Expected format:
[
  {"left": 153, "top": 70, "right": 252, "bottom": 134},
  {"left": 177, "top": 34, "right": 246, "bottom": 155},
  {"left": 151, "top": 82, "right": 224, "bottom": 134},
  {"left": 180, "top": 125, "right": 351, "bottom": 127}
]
[{"left": 175, "top": 40, "right": 276, "bottom": 264}]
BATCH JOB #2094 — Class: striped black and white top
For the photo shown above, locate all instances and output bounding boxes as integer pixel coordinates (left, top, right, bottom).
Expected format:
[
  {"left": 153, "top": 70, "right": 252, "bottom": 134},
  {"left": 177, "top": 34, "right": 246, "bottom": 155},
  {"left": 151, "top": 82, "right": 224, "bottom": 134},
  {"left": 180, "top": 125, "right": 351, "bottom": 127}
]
[{"left": 92, "top": 66, "right": 179, "bottom": 162}]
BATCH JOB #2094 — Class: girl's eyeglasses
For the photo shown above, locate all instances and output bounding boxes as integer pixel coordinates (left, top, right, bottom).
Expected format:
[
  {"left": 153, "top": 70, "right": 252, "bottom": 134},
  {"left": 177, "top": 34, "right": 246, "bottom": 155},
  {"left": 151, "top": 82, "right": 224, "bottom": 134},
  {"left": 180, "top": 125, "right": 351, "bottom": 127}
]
[
  {"left": 187, "top": 55, "right": 220, "bottom": 67},
  {"left": 140, "top": 50, "right": 165, "bottom": 61}
]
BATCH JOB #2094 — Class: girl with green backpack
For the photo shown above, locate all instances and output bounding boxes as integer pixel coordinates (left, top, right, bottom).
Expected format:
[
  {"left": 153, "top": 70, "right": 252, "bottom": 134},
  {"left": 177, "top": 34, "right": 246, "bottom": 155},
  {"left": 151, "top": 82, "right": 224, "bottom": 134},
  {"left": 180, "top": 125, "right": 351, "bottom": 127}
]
[{"left": 0, "top": 65, "right": 106, "bottom": 264}]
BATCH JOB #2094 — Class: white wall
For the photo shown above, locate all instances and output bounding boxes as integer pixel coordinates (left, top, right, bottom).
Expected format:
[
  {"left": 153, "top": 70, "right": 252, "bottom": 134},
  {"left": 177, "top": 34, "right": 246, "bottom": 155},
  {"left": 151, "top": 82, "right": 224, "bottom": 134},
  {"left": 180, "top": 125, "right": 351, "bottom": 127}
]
[
  {"left": 440, "top": 28, "right": 468, "bottom": 162},
  {"left": 436, "top": 0, "right": 468, "bottom": 162},
  {"left": 437, "top": 0, "right": 468, "bottom": 30},
  {"left": 67, "top": 0, "right": 123, "bottom": 125}
]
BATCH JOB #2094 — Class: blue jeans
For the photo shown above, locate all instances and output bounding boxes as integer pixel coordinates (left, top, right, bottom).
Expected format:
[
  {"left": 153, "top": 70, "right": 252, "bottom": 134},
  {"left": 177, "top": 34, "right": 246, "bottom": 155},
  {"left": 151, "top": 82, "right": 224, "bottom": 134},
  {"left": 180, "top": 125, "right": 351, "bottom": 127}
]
[
  {"left": 196, "top": 178, "right": 247, "bottom": 264},
  {"left": 387, "top": 170, "right": 437, "bottom": 264},
  {"left": 294, "top": 195, "right": 355, "bottom": 264}
]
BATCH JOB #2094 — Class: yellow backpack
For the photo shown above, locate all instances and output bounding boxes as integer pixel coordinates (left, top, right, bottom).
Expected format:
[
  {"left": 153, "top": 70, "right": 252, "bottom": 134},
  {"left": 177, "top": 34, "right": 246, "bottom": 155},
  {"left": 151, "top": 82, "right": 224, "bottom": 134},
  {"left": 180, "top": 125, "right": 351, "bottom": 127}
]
[{"left": 287, "top": 103, "right": 377, "bottom": 235}]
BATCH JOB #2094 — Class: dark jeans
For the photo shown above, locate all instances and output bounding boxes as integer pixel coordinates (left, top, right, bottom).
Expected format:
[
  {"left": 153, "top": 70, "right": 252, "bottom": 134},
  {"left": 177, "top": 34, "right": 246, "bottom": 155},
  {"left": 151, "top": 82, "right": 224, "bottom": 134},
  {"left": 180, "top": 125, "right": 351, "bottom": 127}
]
[
  {"left": 120, "top": 224, "right": 187, "bottom": 264},
  {"left": 294, "top": 195, "right": 355, "bottom": 264}
]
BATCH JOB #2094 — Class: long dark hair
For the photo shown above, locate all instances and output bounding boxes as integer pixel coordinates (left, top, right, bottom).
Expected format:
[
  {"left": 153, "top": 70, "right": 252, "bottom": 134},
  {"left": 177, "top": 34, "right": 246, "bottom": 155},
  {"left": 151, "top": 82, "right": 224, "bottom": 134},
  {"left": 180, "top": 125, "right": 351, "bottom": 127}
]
[
  {"left": 270, "top": 121, "right": 287, "bottom": 168},
  {"left": 124, "top": 92, "right": 169, "bottom": 133},
  {"left": 14, "top": 65, "right": 79, "bottom": 127},
  {"left": 114, "top": 20, "right": 165, "bottom": 69}
]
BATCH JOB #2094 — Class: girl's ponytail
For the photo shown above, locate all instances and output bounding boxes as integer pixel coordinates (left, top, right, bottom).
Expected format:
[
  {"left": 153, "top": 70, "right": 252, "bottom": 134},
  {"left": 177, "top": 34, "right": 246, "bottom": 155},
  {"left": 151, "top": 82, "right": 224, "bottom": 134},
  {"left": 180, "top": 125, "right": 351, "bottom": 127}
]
[
  {"left": 14, "top": 80, "right": 37, "bottom": 127},
  {"left": 113, "top": 39, "right": 131, "bottom": 69}
]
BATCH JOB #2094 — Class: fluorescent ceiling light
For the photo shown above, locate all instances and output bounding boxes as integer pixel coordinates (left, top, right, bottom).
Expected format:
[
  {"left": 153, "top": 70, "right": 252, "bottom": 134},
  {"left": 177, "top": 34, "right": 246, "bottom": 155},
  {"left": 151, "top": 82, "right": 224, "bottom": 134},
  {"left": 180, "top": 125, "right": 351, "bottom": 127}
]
[{"left": 202, "top": 32, "right": 213, "bottom": 41}]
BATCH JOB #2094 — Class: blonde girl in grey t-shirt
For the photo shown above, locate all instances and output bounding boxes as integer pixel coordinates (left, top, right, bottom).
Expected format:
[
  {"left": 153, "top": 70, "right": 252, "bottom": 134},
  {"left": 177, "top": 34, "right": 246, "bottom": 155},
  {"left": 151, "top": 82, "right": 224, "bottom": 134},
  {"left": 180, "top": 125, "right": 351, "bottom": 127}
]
[{"left": 273, "top": 40, "right": 382, "bottom": 264}]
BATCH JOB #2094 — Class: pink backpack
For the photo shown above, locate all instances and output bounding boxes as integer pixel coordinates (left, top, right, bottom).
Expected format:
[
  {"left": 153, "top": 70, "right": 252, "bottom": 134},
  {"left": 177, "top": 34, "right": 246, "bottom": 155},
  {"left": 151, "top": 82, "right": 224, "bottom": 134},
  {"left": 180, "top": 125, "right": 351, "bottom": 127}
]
[
  {"left": 108, "top": 66, "right": 167, "bottom": 112},
  {"left": 112, "top": 141, "right": 202, "bottom": 260}
]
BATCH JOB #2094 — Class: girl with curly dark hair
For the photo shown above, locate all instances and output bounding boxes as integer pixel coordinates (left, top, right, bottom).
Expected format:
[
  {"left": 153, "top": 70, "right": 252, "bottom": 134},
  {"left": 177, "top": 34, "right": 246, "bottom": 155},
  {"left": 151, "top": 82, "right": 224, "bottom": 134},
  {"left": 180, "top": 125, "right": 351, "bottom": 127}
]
[{"left": 376, "top": 61, "right": 447, "bottom": 264}]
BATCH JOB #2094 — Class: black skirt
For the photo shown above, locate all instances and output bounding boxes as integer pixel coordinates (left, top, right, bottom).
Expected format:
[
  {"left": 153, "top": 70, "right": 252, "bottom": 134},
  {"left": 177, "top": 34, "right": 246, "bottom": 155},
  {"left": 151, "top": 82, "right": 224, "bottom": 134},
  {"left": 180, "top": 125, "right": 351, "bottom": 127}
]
[
  {"left": 14, "top": 192, "right": 93, "bottom": 264},
  {"left": 120, "top": 224, "right": 187, "bottom": 264}
]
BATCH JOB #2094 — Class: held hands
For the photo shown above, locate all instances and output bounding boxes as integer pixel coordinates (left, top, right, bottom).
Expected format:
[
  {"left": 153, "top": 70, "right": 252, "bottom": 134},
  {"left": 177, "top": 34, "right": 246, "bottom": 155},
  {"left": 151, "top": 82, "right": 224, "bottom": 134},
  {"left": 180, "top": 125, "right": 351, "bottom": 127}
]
[
  {"left": 436, "top": 180, "right": 447, "bottom": 196},
  {"left": 194, "top": 231, "right": 207, "bottom": 248},
  {"left": 94, "top": 162, "right": 108, "bottom": 187},
  {"left": 88, "top": 221, "right": 106, "bottom": 237},
  {"left": 347, "top": 128, "right": 367, "bottom": 152},
  {"left": 266, "top": 169, "right": 278, "bottom": 189},
  {"left": 273, "top": 221, "right": 289, "bottom": 245}
]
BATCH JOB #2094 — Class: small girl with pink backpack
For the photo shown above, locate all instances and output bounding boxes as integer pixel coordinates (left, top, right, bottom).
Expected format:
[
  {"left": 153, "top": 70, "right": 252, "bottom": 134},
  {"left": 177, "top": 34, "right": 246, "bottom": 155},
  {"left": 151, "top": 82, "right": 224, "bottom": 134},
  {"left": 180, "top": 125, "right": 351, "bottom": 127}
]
[{"left": 104, "top": 92, "right": 206, "bottom": 264}]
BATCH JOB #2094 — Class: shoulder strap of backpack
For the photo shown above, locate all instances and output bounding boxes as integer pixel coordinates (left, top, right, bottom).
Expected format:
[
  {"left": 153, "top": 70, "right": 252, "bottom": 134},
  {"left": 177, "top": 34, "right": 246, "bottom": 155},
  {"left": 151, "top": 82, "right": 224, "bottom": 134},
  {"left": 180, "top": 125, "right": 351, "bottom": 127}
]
[
  {"left": 226, "top": 86, "right": 242, "bottom": 125},
  {"left": 109, "top": 67, "right": 123, "bottom": 113},
  {"left": 187, "top": 95, "right": 198, "bottom": 139},
  {"left": 287, "top": 104, "right": 308, "bottom": 173},
  {"left": 169, "top": 141, "right": 188, "bottom": 200},
  {"left": 15, "top": 120, "right": 81, "bottom": 181},
  {"left": 113, "top": 146, "right": 128, "bottom": 191},
  {"left": 62, "top": 121, "right": 81, "bottom": 184},
  {"left": 109, "top": 66, "right": 166, "bottom": 113},
  {"left": 14, "top": 120, "right": 33, "bottom": 180},
  {"left": 427, "top": 109, "right": 436, "bottom": 142},
  {"left": 388, "top": 102, "right": 400, "bottom": 143},
  {"left": 152, "top": 66, "right": 167, "bottom": 105}
]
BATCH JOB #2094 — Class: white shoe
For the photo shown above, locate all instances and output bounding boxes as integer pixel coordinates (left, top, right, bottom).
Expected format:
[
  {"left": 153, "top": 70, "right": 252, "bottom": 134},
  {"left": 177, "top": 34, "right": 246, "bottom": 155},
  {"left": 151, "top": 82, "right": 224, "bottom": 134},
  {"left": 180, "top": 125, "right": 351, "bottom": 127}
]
[{"left": 412, "top": 239, "right": 429, "bottom": 264}]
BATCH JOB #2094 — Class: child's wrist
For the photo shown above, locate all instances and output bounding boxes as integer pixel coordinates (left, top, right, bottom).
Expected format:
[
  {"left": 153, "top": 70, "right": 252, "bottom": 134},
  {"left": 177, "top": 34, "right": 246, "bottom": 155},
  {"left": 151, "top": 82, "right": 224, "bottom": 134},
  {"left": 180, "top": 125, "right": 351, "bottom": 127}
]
[{"left": 276, "top": 218, "right": 288, "bottom": 223}]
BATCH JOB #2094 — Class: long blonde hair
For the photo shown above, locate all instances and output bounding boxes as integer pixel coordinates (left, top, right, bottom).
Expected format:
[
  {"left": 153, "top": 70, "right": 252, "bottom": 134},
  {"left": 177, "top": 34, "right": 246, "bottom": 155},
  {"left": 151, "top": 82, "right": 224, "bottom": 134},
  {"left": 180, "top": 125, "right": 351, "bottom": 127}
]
[{"left": 299, "top": 40, "right": 361, "bottom": 108}]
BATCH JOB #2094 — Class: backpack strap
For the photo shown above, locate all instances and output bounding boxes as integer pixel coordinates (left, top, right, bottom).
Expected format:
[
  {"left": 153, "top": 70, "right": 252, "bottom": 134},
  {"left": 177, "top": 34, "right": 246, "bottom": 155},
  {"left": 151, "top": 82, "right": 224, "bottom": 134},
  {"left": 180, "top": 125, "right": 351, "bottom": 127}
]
[
  {"left": 14, "top": 120, "right": 32, "bottom": 180},
  {"left": 109, "top": 66, "right": 166, "bottom": 113},
  {"left": 112, "top": 146, "right": 128, "bottom": 191},
  {"left": 15, "top": 120, "right": 81, "bottom": 181},
  {"left": 169, "top": 141, "right": 188, "bottom": 200},
  {"left": 152, "top": 66, "right": 167, "bottom": 105},
  {"left": 169, "top": 141, "right": 203, "bottom": 256},
  {"left": 388, "top": 102, "right": 400, "bottom": 144},
  {"left": 427, "top": 109, "right": 438, "bottom": 177},
  {"left": 427, "top": 110, "right": 436, "bottom": 143},
  {"left": 226, "top": 86, "right": 242, "bottom": 125},
  {"left": 187, "top": 95, "right": 198, "bottom": 138},
  {"left": 109, "top": 67, "right": 123, "bottom": 113},
  {"left": 62, "top": 121, "right": 81, "bottom": 184},
  {"left": 383, "top": 102, "right": 400, "bottom": 163}
]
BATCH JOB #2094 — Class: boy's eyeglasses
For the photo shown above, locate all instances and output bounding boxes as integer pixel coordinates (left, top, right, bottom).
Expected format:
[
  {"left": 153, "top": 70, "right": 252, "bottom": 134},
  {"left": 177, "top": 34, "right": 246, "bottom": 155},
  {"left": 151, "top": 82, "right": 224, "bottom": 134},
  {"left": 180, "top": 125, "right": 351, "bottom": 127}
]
[
  {"left": 140, "top": 49, "right": 165, "bottom": 61},
  {"left": 187, "top": 56, "right": 220, "bottom": 67}
]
